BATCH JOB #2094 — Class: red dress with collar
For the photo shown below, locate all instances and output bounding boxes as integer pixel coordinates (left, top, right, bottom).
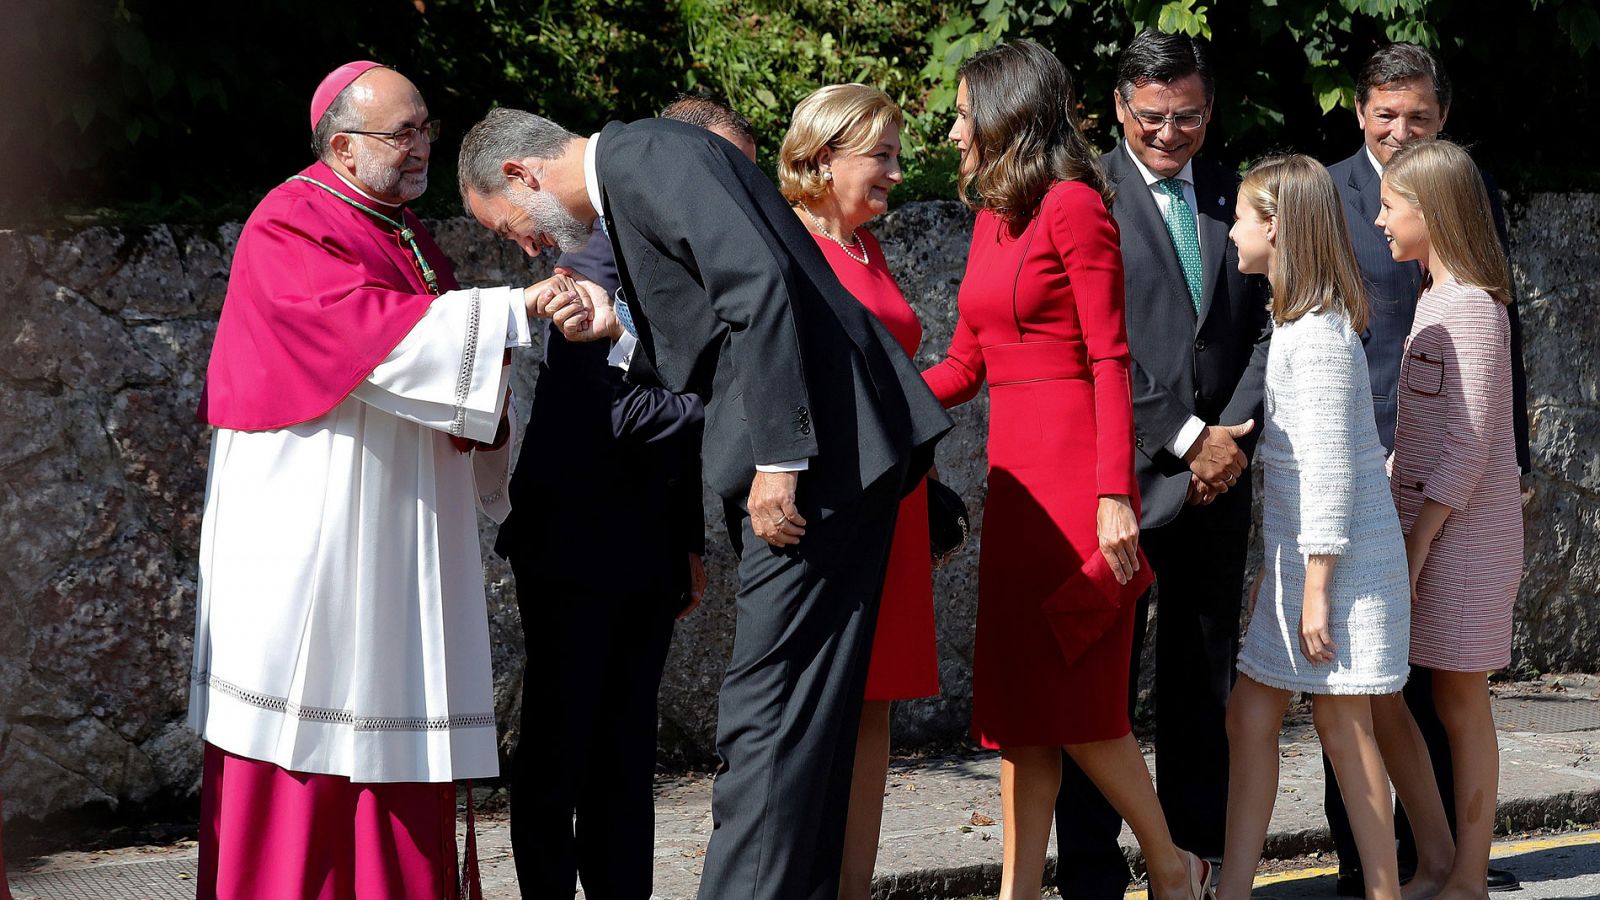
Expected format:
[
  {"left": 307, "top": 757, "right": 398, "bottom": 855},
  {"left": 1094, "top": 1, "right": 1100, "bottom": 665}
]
[
  {"left": 812, "top": 230, "right": 939, "bottom": 701},
  {"left": 923, "top": 181, "right": 1142, "bottom": 747}
]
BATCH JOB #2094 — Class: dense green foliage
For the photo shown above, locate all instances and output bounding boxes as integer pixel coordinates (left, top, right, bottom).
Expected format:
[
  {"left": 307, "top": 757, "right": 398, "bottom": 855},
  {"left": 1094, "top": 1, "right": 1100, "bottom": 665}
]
[{"left": 1, "top": 0, "right": 1595, "bottom": 225}]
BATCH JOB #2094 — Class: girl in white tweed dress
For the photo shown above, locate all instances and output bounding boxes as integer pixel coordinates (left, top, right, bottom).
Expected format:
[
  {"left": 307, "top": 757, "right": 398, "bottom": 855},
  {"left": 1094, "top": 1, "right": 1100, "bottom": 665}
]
[{"left": 1215, "top": 156, "right": 1415, "bottom": 900}]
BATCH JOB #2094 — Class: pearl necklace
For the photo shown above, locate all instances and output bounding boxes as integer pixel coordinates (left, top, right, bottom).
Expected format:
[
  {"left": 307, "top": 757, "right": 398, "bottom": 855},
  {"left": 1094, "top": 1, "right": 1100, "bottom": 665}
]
[{"left": 799, "top": 202, "right": 868, "bottom": 265}]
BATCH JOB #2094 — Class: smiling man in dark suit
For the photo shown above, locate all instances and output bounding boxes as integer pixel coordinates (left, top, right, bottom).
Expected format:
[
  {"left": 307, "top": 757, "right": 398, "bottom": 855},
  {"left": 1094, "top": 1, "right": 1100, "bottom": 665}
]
[
  {"left": 1052, "top": 29, "right": 1271, "bottom": 899},
  {"left": 1323, "top": 42, "right": 1529, "bottom": 897},
  {"left": 456, "top": 106, "right": 950, "bottom": 900}
]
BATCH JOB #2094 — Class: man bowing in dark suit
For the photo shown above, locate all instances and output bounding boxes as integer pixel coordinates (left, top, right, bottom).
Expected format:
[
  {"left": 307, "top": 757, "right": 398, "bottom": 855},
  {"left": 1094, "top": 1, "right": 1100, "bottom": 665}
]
[
  {"left": 457, "top": 107, "right": 951, "bottom": 900},
  {"left": 1322, "top": 41, "right": 1530, "bottom": 897},
  {"left": 495, "top": 96, "right": 757, "bottom": 900},
  {"left": 1053, "top": 29, "right": 1271, "bottom": 900}
]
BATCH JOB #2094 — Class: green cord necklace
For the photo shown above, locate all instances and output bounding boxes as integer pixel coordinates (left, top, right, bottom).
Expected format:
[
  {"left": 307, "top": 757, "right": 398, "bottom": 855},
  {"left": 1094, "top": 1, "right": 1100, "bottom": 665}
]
[{"left": 290, "top": 174, "right": 441, "bottom": 294}]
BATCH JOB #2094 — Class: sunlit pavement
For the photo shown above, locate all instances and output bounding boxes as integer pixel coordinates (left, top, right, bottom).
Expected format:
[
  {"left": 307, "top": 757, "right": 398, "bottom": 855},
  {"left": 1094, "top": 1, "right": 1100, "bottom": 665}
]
[{"left": 1119, "top": 830, "right": 1600, "bottom": 900}]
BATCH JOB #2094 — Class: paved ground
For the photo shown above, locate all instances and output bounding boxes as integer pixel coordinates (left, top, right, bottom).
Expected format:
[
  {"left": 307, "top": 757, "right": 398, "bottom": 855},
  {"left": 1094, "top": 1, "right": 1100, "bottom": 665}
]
[
  {"left": 8, "top": 678, "right": 1600, "bottom": 899},
  {"left": 1117, "top": 832, "right": 1600, "bottom": 899}
]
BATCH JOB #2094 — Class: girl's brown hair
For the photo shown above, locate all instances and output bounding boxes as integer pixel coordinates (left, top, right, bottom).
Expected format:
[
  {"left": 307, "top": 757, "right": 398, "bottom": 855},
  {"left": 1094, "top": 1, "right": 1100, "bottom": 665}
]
[
  {"left": 1382, "top": 139, "right": 1512, "bottom": 305},
  {"left": 1239, "top": 154, "right": 1370, "bottom": 333},
  {"left": 957, "top": 40, "right": 1111, "bottom": 226}
]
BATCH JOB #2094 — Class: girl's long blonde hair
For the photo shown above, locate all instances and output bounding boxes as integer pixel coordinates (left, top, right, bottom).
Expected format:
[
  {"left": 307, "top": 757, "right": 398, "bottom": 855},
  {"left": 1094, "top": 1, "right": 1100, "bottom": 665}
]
[
  {"left": 1240, "top": 154, "right": 1369, "bottom": 333},
  {"left": 1383, "top": 139, "right": 1513, "bottom": 305}
]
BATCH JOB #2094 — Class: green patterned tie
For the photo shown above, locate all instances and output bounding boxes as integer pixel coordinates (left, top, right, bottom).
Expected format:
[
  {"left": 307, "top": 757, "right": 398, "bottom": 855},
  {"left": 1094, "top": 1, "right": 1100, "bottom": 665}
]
[{"left": 1158, "top": 177, "right": 1203, "bottom": 314}]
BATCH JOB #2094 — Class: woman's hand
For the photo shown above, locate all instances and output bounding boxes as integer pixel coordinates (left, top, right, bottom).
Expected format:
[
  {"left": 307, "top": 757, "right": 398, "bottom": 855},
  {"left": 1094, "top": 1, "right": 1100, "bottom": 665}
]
[
  {"left": 1404, "top": 531, "right": 1434, "bottom": 601},
  {"left": 1096, "top": 494, "right": 1140, "bottom": 585},
  {"left": 678, "top": 553, "right": 706, "bottom": 619},
  {"left": 1298, "top": 559, "right": 1337, "bottom": 665},
  {"left": 1405, "top": 498, "right": 1450, "bottom": 599},
  {"left": 1247, "top": 566, "right": 1267, "bottom": 617}
]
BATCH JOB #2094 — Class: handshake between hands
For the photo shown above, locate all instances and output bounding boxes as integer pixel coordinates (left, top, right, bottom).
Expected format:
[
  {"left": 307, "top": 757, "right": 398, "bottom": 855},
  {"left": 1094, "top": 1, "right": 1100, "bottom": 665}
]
[
  {"left": 522, "top": 271, "right": 621, "bottom": 343},
  {"left": 1183, "top": 419, "right": 1256, "bottom": 506}
]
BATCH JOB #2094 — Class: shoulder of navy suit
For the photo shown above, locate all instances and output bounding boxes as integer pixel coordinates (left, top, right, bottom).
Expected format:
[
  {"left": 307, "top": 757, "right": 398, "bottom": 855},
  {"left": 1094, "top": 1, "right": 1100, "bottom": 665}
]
[
  {"left": 1190, "top": 155, "right": 1241, "bottom": 190},
  {"left": 1326, "top": 149, "right": 1375, "bottom": 197}
]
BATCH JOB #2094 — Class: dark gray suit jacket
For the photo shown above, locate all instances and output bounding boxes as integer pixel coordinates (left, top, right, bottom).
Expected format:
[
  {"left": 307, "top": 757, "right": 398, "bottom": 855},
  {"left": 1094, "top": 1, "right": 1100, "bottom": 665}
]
[
  {"left": 1104, "top": 143, "right": 1272, "bottom": 529},
  {"left": 1326, "top": 148, "right": 1530, "bottom": 471},
  {"left": 593, "top": 118, "right": 951, "bottom": 506}
]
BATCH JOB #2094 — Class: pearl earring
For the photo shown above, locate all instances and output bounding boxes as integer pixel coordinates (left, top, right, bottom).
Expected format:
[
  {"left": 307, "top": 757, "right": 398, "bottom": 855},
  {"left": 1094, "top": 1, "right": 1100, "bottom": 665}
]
[{"left": 823, "top": 170, "right": 833, "bottom": 181}]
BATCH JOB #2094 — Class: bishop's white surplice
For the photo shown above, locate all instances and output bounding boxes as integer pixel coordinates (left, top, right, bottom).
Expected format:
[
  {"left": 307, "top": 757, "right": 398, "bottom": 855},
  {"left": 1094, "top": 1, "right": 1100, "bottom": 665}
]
[{"left": 189, "top": 286, "right": 527, "bottom": 783}]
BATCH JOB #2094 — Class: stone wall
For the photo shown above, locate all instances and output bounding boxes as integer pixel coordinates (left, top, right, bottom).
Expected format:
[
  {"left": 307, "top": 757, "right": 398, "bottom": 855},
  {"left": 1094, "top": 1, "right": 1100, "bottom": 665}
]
[{"left": 1, "top": 195, "right": 1596, "bottom": 839}]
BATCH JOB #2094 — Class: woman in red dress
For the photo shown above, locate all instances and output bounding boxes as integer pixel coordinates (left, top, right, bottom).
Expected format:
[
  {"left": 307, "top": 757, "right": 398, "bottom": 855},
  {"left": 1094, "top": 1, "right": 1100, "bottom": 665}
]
[
  {"left": 924, "top": 42, "right": 1212, "bottom": 899},
  {"left": 778, "top": 84, "right": 939, "bottom": 900}
]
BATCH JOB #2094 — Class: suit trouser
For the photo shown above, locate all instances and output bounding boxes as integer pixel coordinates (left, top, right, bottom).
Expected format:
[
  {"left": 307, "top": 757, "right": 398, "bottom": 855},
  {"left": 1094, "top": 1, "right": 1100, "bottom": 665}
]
[
  {"left": 507, "top": 562, "right": 679, "bottom": 900},
  {"left": 1324, "top": 665, "right": 1455, "bottom": 874},
  {"left": 1054, "top": 489, "right": 1250, "bottom": 899},
  {"left": 696, "top": 472, "right": 902, "bottom": 900}
]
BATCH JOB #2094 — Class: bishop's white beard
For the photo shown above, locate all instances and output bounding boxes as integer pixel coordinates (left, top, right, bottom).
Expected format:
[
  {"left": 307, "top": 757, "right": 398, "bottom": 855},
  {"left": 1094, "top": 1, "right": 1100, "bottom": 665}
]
[
  {"left": 354, "top": 146, "right": 428, "bottom": 204},
  {"left": 508, "top": 185, "right": 592, "bottom": 253}
]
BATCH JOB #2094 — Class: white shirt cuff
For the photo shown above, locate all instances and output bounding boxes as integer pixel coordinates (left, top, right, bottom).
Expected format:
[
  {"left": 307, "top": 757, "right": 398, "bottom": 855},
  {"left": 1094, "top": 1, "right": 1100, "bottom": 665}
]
[
  {"left": 505, "top": 289, "right": 532, "bottom": 348},
  {"left": 607, "top": 331, "right": 638, "bottom": 371},
  {"left": 1167, "top": 416, "right": 1208, "bottom": 459},
  {"left": 756, "top": 459, "right": 809, "bottom": 473}
]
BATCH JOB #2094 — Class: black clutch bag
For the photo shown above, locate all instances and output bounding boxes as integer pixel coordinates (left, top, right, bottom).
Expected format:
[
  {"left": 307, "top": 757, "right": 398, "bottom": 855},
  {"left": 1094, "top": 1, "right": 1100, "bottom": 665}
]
[{"left": 927, "top": 479, "right": 971, "bottom": 567}]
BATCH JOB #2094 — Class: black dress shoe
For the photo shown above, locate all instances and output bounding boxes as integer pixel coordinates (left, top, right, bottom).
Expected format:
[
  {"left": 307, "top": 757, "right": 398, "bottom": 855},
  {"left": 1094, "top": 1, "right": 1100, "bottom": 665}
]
[
  {"left": 1335, "top": 869, "right": 1364, "bottom": 898},
  {"left": 1488, "top": 866, "right": 1521, "bottom": 891}
]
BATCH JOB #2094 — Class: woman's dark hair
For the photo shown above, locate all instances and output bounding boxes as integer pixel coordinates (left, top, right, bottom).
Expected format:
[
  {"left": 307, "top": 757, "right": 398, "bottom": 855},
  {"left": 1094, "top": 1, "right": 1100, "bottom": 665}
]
[{"left": 957, "top": 40, "right": 1112, "bottom": 226}]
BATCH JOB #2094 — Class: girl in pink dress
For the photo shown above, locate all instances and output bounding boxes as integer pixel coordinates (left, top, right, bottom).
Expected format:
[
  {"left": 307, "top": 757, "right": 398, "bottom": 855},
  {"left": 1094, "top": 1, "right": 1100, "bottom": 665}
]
[{"left": 1374, "top": 138, "right": 1523, "bottom": 900}]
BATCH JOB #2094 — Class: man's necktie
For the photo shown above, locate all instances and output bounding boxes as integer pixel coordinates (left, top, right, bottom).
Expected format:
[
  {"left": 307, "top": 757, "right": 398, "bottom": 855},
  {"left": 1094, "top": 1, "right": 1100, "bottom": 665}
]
[
  {"left": 593, "top": 215, "right": 638, "bottom": 337},
  {"left": 613, "top": 291, "right": 637, "bottom": 337},
  {"left": 1158, "top": 177, "right": 1204, "bottom": 315}
]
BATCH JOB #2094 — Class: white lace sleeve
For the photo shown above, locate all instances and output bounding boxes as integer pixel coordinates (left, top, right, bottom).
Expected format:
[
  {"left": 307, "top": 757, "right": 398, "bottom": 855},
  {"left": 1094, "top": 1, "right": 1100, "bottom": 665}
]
[{"left": 351, "top": 286, "right": 519, "bottom": 443}]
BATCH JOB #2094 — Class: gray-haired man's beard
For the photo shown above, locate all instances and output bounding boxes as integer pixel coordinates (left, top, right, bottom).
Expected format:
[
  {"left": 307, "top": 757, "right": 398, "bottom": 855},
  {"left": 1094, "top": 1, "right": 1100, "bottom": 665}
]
[
  {"left": 354, "top": 148, "right": 428, "bottom": 203},
  {"left": 509, "top": 186, "right": 593, "bottom": 253}
]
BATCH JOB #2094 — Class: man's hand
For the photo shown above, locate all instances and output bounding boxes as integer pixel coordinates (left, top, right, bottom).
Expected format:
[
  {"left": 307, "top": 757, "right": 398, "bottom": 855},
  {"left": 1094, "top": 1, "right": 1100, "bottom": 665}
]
[
  {"left": 1096, "top": 494, "right": 1141, "bottom": 585},
  {"left": 1184, "top": 472, "right": 1217, "bottom": 506},
  {"left": 546, "top": 279, "right": 621, "bottom": 343},
  {"left": 1184, "top": 420, "right": 1255, "bottom": 491},
  {"left": 749, "top": 471, "right": 806, "bottom": 547},
  {"left": 678, "top": 553, "right": 706, "bottom": 619}
]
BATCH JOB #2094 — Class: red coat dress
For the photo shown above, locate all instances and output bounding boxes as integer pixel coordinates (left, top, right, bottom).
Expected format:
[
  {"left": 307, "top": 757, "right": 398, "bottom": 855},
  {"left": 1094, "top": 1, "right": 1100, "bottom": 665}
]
[
  {"left": 812, "top": 230, "right": 940, "bottom": 701},
  {"left": 923, "top": 181, "right": 1141, "bottom": 748}
]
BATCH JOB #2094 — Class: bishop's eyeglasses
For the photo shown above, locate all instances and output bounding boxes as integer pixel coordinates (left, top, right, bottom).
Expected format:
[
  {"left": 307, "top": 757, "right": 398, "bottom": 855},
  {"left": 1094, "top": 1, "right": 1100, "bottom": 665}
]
[{"left": 343, "top": 119, "right": 443, "bottom": 149}]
